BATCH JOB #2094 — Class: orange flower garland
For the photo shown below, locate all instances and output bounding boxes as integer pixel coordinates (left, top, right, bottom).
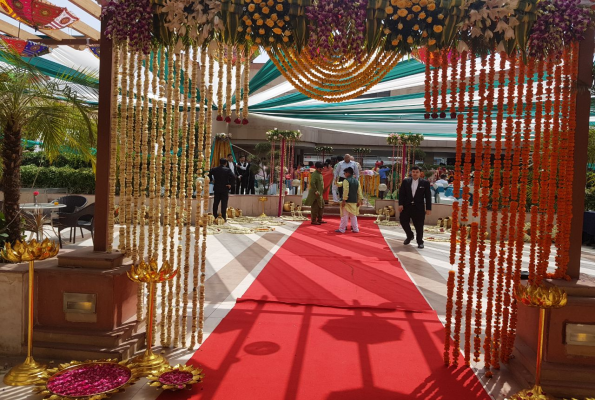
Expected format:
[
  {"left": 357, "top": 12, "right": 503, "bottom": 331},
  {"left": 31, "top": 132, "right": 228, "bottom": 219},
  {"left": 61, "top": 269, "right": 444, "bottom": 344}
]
[
  {"left": 465, "top": 222, "right": 478, "bottom": 364},
  {"left": 449, "top": 51, "right": 458, "bottom": 118},
  {"left": 431, "top": 52, "right": 440, "bottom": 118},
  {"left": 440, "top": 49, "right": 448, "bottom": 117},
  {"left": 444, "top": 270, "right": 456, "bottom": 365},
  {"left": 424, "top": 56, "right": 431, "bottom": 118}
]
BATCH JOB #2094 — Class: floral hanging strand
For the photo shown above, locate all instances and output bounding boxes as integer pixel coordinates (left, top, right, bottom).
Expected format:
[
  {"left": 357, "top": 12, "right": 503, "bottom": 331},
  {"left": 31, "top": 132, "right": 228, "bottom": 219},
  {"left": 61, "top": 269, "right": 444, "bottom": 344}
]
[
  {"left": 242, "top": 52, "right": 250, "bottom": 124},
  {"left": 132, "top": 52, "right": 143, "bottom": 265},
  {"left": 225, "top": 44, "right": 233, "bottom": 123},
  {"left": 107, "top": 44, "right": 120, "bottom": 253},
  {"left": 216, "top": 43, "right": 224, "bottom": 122},
  {"left": 234, "top": 49, "right": 242, "bottom": 123},
  {"left": 118, "top": 42, "right": 129, "bottom": 255}
]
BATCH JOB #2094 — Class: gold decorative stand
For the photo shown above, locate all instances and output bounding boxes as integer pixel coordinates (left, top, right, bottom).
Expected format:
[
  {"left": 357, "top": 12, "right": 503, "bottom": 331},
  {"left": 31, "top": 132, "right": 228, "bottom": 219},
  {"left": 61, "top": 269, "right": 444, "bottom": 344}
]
[
  {"left": 258, "top": 196, "right": 268, "bottom": 218},
  {"left": 127, "top": 259, "right": 177, "bottom": 376},
  {"left": 2, "top": 239, "right": 59, "bottom": 385},
  {"left": 509, "top": 284, "right": 568, "bottom": 400}
]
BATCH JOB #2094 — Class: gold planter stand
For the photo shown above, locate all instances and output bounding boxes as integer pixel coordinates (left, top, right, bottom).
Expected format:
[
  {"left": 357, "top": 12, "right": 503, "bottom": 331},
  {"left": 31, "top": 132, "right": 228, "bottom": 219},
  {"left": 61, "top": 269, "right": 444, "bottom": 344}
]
[
  {"left": 509, "top": 283, "right": 568, "bottom": 400},
  {"left": 258, "top": 197, "right": 268, "bottom": 218},
  {"left": 127, "top": 259, "right": 177, "bottom": 377},
  {"left": 2, "top": 239, "right": 59, "bottom": 386}
]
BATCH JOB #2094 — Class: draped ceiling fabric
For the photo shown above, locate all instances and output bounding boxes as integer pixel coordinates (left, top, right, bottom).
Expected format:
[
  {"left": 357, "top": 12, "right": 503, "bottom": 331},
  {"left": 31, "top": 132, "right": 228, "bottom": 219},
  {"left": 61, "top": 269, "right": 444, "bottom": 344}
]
[
  {"left": 0, "top": 0, "right": 78, "bottom": 30},
  {"left": 2, "top": 47, "right": 595, "bottom": 140}
]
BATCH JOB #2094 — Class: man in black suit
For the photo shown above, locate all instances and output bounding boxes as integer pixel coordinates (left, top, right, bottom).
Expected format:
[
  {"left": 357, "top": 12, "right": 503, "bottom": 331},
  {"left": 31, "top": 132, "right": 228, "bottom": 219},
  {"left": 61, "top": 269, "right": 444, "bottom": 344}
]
[
  {"left": 237, "top": 155, "right": 255, "bottom": 194},
  {"left": 209, "top": 158, "right": 235, "bottom": 221},
  {"left": 398, "top": 166, "right": 432, "bottom": 249},
  {"left": 226, "top": 154, "right": 239, "bottom": 194}
]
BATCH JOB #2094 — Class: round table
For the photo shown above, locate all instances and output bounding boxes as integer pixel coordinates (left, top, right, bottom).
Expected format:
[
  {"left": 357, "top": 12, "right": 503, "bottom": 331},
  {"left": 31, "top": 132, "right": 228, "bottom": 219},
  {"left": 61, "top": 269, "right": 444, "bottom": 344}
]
[{"left": 20, "top": 203, "right": 67, "bottom": 240}]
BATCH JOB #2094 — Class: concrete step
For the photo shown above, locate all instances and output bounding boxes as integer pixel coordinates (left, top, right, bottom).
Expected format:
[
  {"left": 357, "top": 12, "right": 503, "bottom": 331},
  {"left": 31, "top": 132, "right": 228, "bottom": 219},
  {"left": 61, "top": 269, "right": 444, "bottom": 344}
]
[
  {"left": 29, "top": 331, "right": 146, "bottom": 361},
  {"left": 33, "top": 320, "right": 144, "bottom": 348}
]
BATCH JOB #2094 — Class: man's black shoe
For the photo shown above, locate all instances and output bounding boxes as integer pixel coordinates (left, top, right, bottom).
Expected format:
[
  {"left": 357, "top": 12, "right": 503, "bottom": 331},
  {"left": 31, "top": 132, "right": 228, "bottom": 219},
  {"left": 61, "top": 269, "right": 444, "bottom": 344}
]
[
  {"left": 404, "top": 237, "right": 413, "bottom": 245},
  {"left": 418, "top": 243, "right": 424, "bottom": 249}
]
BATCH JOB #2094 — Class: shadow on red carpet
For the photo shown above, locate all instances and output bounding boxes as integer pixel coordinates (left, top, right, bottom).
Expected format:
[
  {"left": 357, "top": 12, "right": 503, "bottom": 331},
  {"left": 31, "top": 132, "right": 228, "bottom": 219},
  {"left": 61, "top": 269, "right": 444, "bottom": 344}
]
[{"left": 159, "top": 219, "right": 490, "bottom": 400}]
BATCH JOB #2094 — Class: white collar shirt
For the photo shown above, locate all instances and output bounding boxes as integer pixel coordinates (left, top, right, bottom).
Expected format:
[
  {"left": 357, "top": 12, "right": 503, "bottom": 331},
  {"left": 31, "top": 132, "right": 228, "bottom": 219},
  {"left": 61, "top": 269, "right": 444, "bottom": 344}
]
[{"left": 412, "top": 178, "right": 419, "bottom": 196}]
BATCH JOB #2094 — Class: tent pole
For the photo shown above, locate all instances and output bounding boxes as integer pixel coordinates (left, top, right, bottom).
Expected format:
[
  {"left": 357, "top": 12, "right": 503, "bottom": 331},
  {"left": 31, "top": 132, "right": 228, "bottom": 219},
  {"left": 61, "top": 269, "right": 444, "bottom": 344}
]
[
  {"left": 278, "top": 138, "right": 286, "bottom": 217},
  {"left": 93, "top": 13, "right": 114, "bottom": 252}
]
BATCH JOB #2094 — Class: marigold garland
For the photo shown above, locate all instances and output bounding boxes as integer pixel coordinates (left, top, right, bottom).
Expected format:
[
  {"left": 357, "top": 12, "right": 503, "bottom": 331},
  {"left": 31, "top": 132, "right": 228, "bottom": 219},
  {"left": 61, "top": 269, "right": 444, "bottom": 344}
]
[
  {"left": 431, "top": 53, "right": 439, "bottom": 118},
  {"left": 108, "top": 44, "right": 120, "bottom": 253},
  {"left": 118, "top": 42, "right": 129, "bottom": 255},
  {"left": 440, "top": 49, "right": 448, "bottom": 117},
  {"left": 444, "top": 269, "right": 455, "bottom": 365}
]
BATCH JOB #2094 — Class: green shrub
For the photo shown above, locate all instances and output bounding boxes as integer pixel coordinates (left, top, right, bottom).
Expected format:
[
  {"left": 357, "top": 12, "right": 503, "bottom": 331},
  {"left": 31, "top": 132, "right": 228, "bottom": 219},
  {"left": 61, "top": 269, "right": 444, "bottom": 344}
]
[
  {"left": 22, "top": 151, "right": 92, "bottom": 169},
  {"left": 21, "top": 165, "right": 95, "bottom": 194}
]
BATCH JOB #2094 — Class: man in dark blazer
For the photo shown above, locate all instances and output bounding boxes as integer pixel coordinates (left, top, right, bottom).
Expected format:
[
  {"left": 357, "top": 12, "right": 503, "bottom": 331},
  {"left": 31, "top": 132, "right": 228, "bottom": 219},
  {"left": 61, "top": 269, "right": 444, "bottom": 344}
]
[
  {"left": 237, "top": 155, "right": 255, "bottom": 194},
  {"left": 209, "top": 158, "right": 235, "bottom": 221},
  {"left": 398, "top": 165, "right": 432, "bottom": 249}
]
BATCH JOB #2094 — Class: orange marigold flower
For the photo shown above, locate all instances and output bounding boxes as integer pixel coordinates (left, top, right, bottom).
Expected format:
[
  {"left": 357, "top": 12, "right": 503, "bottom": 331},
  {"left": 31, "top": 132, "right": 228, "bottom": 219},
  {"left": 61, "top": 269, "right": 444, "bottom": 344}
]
[{"left": 397, "top": 8, "right": 408, "bottom": 16}]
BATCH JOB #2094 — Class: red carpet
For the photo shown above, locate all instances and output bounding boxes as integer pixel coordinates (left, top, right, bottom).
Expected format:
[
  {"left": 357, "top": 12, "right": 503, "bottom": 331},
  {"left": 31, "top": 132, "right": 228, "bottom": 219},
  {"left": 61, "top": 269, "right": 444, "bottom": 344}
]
[{"left": 160, "top": 219, "right": 491, "bottom": 400}]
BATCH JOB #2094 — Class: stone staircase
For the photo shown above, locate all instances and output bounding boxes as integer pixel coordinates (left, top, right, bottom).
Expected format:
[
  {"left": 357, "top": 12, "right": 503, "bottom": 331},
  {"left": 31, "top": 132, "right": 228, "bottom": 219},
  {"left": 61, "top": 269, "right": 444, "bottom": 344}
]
[{"left": 30, "top": 320, "right": 146, "bottom": 361}]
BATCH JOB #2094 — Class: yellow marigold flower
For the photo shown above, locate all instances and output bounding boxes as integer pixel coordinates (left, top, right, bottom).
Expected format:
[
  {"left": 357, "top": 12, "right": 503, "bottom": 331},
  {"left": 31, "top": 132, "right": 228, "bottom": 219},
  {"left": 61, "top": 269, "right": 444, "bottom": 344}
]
[
  {"left": 273, "top": 27, "right": 282, "bottom": 34},
  {"left": 422, "top": 30, "right": 428, "bottom": 37},
  {"left": 391, "top": 0, "right": 398, "bottom": 5},
  {"left": 245, "top": 34, "right": 251, "bottom": 40},
  {"left": 267, "top": 0, "right": 274, "bottom": 5},
  {"left": 259, "top": 28, "right": 265, "bottom": 34},
  {"left": 276, "top": 3, "right": 283, "bottom": 11},
  {"left": 426, "top": 16, "right": 432, "bottom": 23},
  {"left": 391, "top": 39, "right": 400, "bottom": 45},
  {"left": 253, "top": 13, "right": 261, "bottom": 19},
  {"left": 277, "top": 20, "right": 285, "bottom": 27},
  {"left": 428, "top": 38, "right": 436, "bottom": 45},
  {"left": 413, "top": 24, "right": 419, "bottom": 30},
  {"left": 262, "top": 6, "right": 270, "bottom": 13},
  {"left": 283, "top": 36, "right": 289, "bottom": 42},
  {"left": 248, "top": 4, "right": 256, "bottom": 11},
  {"left": 392, "top": 14, "right": 398, "bottom": 19},
  {"left": 412, "top": 5, "right": 421, "bottom": 12},
  {"left": 420, "top": 0, "right": 428, "bottom": 5},
  {"left": 238, "top": 26, "right": 244, "bottom": 32},
  {"left": 398, "top": 22, "right": 403, "bottom": 29},
  {"left": 433, "top": 25, "right": 443, "bottom": 33},
  {"left": 396, "top": 0, "right": 407, "bottom": 7},
  {"left": 269, "top": 36, "right": 275, "bottom": 42},
  {"left": 271, "top": 13, "right": 278, "bottom": 21},
  {"left": 246, "top": 19, "right": 253, "bottom": 25},
  {"left": 254, "top": 0, "right": 262, "bottom": 3},
  {"left": 407, "top": 36, "right": 414, "bottom": 43},
  {"left": 397, "top": 8, "right": 408, "bottom": 17},
  {"left": 266, "top": 19, "right": 275, "bottom": 27},
  {"left": 427, "top": 3, "right": 436, "bottom": 10},
  {"left": 407, "top": 14, "right": 413, "bottom": 19},
  {"left": 438, "top": 13, "right": 444, "bottom": 19},
  {"left": 255, "top": 37, "right": 262, "bottom": 43},
  {"left": 397, "top": 34, "right": 403, "bottom": 40},
  {"left": 419, "top": 11, "right": 426, "bottom": 19},
  {"left": 246, "top": 27, "right": 252, "bottom": 32},
  {"left": 284, "top": 29, "right": 291, "bottom": 35},
  {"left": 284, "top": 15, "right": 290, "bottom": 21},
  {"left": 256, "top": 19, "right": 264, "bottom": 25},
  {"left": 385, "top": 5, "right": 394, "bottom": 13}
]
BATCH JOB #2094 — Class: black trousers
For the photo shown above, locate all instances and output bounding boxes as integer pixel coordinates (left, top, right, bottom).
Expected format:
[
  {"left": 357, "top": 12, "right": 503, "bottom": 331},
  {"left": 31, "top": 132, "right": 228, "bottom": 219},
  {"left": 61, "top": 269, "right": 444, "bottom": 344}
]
[
  {"left": 399, "top": 204, "right": 426, "bottom": 244},
  {"left": 337, "top": 177, "right": 345, "bottom": 199},
  {"left": 213, "top": 191, "right": 229, "bottom": 220},
  {"left": 240, "top": 178, "right": 255, "bottom": 194},
  {"left": 229, "top": 180, "right": 238, "bottom": 195}
]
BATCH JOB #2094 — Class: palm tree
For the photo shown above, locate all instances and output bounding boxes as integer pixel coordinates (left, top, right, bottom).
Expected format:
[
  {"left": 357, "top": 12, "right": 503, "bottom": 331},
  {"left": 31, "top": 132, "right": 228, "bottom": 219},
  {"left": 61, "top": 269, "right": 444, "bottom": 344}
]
[{"left": 0, "top": 46, "right": 99, "bottom": 243}]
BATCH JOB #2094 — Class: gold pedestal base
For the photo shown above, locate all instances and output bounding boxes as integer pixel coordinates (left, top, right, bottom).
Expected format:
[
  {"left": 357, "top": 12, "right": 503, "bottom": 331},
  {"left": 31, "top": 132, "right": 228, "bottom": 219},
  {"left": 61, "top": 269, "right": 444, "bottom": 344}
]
[
  {"left": 3, "top": 357, "right": 47, "bottom": 386},
  {"left": 129, "top": 351, "right": 168, "bottom": 377},
  {"left": 508, "top": 385, "right": 555, "bottom": 400}
]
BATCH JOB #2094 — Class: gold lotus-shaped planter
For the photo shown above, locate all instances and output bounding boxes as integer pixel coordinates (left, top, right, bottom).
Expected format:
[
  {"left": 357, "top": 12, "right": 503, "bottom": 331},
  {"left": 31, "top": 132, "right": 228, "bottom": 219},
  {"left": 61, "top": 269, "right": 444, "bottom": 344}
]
[
  {"left": 1, "top": 239, "right": 59, "bottom": 263},
  {"left": 2, "top": 238, "right": 59, "bottom": 386},
  {"left": 147, "top": 364, "right": 204, "bottom": 391},
  {"left": 514, "top": 283, "right": 568, "bottom": 309},
  {"left": 127, "top": 259, "right": 177, "bottom": 376},
  {"left": 127, "top": 259, "right": 177, "bottom": 284}
]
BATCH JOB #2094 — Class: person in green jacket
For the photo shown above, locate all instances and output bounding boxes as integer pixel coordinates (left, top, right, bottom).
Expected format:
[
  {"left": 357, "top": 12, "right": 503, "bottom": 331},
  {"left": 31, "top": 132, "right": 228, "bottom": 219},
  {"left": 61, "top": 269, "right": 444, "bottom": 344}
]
[{"left": 304, "top": 161, "right": 326, "bottom": 225}]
